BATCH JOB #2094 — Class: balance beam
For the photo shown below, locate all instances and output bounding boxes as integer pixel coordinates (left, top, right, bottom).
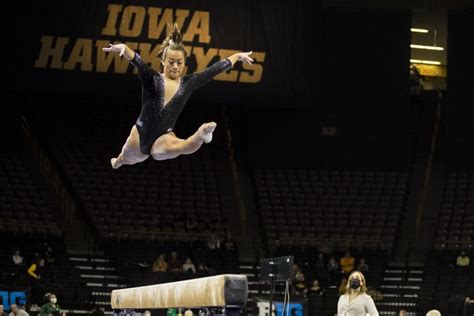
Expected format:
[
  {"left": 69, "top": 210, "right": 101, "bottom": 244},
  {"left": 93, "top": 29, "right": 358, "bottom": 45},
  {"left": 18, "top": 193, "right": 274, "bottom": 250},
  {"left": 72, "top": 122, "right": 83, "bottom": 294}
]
[{"left": 110, "top": 274, "right": 248, "bottom": 310}]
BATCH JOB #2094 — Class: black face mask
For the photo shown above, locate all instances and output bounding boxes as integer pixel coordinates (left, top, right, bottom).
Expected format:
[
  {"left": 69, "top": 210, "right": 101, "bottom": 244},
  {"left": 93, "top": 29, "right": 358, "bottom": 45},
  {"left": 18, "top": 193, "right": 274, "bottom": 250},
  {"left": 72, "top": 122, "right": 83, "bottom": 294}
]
[{"left": 349, "top": 279, "right": 361, "bottom": 289}]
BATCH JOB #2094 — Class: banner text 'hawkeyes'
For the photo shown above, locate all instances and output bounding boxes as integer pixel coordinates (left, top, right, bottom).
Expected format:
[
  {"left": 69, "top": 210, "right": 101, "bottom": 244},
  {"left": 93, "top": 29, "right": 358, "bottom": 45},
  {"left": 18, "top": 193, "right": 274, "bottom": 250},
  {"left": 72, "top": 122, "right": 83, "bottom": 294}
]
[{"left": 34, "top": 4, "right": 265, "bottom": 83}]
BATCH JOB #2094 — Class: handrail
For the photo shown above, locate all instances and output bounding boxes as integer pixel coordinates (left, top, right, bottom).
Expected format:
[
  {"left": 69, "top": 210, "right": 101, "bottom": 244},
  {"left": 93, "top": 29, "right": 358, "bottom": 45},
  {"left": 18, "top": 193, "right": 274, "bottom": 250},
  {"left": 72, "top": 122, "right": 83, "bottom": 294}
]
[
  {"left": 441, "top": 240, "right": 474, "bottom": 245},
  {"left": 119, "top": 230, "right": 209, "bottom": 239},
  {"left": 278, "top": 237, "right": 385, "bottom": 247}
]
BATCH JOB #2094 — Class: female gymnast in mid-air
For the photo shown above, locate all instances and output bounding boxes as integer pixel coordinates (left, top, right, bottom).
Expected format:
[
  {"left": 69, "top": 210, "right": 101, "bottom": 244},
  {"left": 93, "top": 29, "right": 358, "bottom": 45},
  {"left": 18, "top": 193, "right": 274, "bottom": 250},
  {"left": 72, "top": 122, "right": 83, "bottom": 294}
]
[{"left": 103, "top": 24, "right": 253, "bottom": 169}]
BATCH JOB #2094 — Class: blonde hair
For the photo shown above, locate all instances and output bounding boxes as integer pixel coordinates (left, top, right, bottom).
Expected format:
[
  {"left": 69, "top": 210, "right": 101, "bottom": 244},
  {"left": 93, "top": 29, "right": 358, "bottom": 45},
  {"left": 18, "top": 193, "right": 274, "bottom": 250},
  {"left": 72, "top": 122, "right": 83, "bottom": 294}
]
[
  {"left": 346, "top": 271, "right": 368, "bottom": 296},
  {"left": 159, "top": 23, "right": 187, "bottom": 60}
]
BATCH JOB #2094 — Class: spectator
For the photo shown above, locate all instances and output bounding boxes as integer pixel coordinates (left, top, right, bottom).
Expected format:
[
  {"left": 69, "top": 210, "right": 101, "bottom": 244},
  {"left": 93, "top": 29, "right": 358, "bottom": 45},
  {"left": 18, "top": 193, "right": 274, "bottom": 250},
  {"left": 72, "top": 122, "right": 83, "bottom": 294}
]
[
  {"left": 308, "top": 280, "right": 324, "bottom": 296},
  {"left": 39, "top": 293, "right": 61, "bottom": 316},
  {"left": 425, "top": 310, "right": 441, "bottom": 316},
  {"left": 27, "top": 257, "right": 43, "bottom": 304},
  {"left": 223, "top": 232, "right": 237, "bottom": 251},
  {"left": 327, "top": 256, "right": 339, "bottom": 283},
  {"left": 142, "top": 311, "right": 151, "bottom": 316},
  {"left": 327, "top": 256, "right": 339, "bottom": 272},
  {"left": 12, "top": 249, "right": 24, "bottom": 266},
  {"left": 182, "top": 258, "right": 196, "bottom": 274},
  {"left": 456, "top": 251, "right": 470, "bottom": 267},
  {"left": 293, "top": 271, "right": 307, "bottom": 296},
  {"left": 464, "top": 296, "right": 474, "bottom": 316},
  {"left": 357, "top": 257, "right": 369, "bottom": 273},
  {"left": 44, "top": 244, "right": 55, "bottom": 265},
  {"left": 315, "top": 253, "right": 326, "bottom": 270},
  {"left": 9, "top": 305, "right": 29, "bottom": 316},
  {"left": 410, "top": 64, "right": 423, "bottom": 96},
  {"left": 337, "top": 271, "right": 378, "bottom": 315},
  {"left": 168, "top": 251, "right": 182, "bottom": 273},
  {"left": 398, "top": 309, "right": 407, "bottom": 316},
  {"left": 206, "top": 234, "right": 221, "bottom": 251},
  {"left": 449, "top": 294, "right": 474, "bottom": 316},
  {"left": 152, "top": 254, "right": 168, "bottom": 272},
  {"left": 340, "top": 251, "right": 355, "bottom": 275},
  {"left": 0, "top": 305, "right": 7, "bottom": 316},
  {"left": 197, "top": 263, "right": 210, "bottom": 275}
]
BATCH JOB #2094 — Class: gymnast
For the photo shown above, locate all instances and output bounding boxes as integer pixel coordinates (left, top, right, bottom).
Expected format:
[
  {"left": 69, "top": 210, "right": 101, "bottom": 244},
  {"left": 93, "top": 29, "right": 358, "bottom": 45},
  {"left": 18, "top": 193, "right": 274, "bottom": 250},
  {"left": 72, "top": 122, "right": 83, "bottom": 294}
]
[{"left": 103, "top": 24, "right": 253, "bottom": 169}]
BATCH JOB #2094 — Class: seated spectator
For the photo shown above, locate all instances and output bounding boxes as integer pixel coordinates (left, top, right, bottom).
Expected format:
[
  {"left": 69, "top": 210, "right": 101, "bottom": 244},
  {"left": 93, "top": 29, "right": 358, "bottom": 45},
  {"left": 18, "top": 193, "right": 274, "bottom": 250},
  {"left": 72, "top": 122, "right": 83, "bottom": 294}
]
[
  {"left": 456, "top": 251, "right": 470, "bottom": 267},
  {"left": 293, "top": 271, "right": 307, "bottom": 296},
  {"left": 327, "top": 256, "right": 339, "bottom": 283},
  {"left": 340, "top": 251, "right": 355, "bottom": 275},
  {"left": 223, "top": 232, "right": 237, "bottom": 253},
  {"left": 308, "top": 280, "right": 324, "bottom": 296},
  {"left": 328, "top": 256, "right": 339, "bottom": 271},
  {"left": 182, "top": 258, "right": 196, "bottom": 274},
  {"left": 12, "top": 249, "right": 24, "bottom": 265},
  {"left": 152, "top": 254, "right": 167, "bottom": 272},
  {"left": 315, "top": 253, "right": 326, "bottom": 271},
  {"left": 398, "top": 309, "right": 407, "bottom": 316},
  {"left": 0, "top": 305, "right": 7, "bottom": 316},
  {"left": 9, "top": 305, "right": 29, "bottom": 316},
  {"left": 44, "top": 244, "right": 55, "bottom": 265},
  {"left": 206, "top": 234, "right": 221, "bottom": 251},
  {"left": 197, "top": 263, "right": 216, "bottom": 275},
  {"left": 338, "top": 276, "right": 348, "bottom": 295},
  {"left": 168, "top": 251, "right": 182, "bottom": 273},
  {"left": 357, "top": 257, "right": 369, "bottom": 273}
]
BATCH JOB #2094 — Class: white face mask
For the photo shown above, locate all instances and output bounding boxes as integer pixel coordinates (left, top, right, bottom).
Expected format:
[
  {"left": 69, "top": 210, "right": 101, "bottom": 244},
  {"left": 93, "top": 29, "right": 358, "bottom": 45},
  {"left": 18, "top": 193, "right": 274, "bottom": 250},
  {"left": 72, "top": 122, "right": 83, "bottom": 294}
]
[{"left": 50, "top": 298, "right": 57, "bottom": 304}]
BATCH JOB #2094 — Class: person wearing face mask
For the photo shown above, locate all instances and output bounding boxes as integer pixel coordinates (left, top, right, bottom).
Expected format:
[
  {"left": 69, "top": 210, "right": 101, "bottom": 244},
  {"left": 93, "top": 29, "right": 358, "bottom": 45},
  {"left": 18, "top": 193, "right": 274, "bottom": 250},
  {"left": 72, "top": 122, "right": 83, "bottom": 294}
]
[
  {"left": 337, "top": 271, "right": 379, "bottom": 316},
  {"left": 39, "top": 293, "right": 61, "bottom": 316}
]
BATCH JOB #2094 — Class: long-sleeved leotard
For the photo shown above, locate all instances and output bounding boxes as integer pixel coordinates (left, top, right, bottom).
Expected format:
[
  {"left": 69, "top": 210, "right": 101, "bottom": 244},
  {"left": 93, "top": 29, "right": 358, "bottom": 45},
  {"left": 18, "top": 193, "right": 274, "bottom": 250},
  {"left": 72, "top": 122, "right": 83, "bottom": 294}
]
[{"left": 129, "top": 53, "right": 232, "bottom": 155}]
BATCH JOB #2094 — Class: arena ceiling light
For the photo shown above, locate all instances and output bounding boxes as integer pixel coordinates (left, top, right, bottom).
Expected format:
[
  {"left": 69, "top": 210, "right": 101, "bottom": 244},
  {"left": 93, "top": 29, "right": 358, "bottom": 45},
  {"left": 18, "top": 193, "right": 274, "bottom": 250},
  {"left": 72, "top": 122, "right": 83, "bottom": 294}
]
[
  {"left": 410, "top": 44, "right": 444, "bottom": 51},
  {"left": 411, "top": 28, "right": 429, "bottom": 33},
  {"left": 410, "top": 59, "right": 441, "bottom": 65}
]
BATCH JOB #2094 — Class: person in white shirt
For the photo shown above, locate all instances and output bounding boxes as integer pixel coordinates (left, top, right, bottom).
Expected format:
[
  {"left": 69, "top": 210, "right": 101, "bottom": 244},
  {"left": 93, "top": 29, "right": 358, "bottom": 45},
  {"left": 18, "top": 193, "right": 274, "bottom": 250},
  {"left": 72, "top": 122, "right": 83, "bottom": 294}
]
[
  {"left": 337, "top": 270, "right": 379, "bottom": 316},
  {"left": 12, "top": 249, "right": 24, "bottom": 265},
  {"left": 9, "top": 304, "right": 29, "bottom": 316}
]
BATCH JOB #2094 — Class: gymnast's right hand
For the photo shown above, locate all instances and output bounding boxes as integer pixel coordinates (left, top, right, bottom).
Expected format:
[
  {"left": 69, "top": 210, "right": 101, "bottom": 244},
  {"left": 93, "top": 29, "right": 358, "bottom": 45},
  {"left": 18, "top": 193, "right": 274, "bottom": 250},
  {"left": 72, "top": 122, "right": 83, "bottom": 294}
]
[{"left": 102, "top": 43, "right": 127, "bottom": 56}]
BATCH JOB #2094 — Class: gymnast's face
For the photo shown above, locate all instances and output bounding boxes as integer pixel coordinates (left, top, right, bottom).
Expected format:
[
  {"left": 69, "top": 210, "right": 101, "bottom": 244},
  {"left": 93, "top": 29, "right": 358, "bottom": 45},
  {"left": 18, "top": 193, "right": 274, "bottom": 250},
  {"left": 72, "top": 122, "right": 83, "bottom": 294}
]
[{"left": 162, "top": 49, "right": 185, "bottom": 80}]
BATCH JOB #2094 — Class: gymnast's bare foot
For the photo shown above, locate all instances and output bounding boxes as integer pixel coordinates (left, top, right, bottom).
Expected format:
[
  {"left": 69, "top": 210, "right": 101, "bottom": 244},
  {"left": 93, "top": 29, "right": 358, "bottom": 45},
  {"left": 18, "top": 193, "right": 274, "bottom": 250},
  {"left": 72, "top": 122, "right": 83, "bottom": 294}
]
[
  {"left": 198, "top": 122, "right": 217, "bottom": 144},
  {"left": 111, "top": 158, "right": 121, "bottom": 169}
]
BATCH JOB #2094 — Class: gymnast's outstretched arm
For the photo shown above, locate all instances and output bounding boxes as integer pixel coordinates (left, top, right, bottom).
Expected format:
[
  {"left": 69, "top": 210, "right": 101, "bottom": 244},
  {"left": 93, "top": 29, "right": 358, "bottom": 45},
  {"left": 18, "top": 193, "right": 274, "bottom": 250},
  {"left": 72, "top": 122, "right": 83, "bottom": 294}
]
[
  {"left": 103, "top": 43, "right": 155, "bottom": 84},
  {"left": 192, "top": 51, "right": 254, "bottom": 89}
]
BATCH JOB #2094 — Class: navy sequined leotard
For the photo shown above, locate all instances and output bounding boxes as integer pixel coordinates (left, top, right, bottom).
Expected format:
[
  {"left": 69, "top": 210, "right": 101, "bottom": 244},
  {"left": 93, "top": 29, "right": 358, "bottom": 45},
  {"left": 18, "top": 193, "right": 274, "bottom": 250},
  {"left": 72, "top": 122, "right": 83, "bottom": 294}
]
[{"left": 129, "top": 53, "right": 232, "bottom": 155}]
